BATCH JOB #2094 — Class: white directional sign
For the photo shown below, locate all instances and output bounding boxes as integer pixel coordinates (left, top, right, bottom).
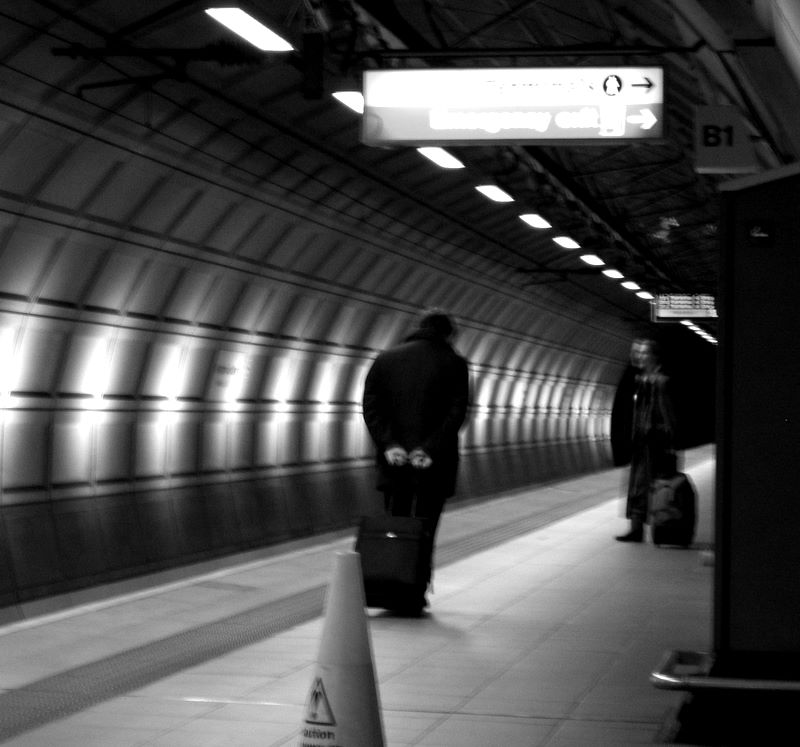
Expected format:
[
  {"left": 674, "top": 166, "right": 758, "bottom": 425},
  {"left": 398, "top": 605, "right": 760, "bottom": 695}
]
[
  {"left": 362, "top": 66, "right": 664, "bottom": 145},
  {"left": 652, "top": 294, "right": 717, "bottom": 320}
]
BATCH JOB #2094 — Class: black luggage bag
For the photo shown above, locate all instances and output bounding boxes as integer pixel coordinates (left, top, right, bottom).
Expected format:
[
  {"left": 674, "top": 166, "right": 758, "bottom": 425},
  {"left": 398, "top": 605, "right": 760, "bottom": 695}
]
[
  {"left": 355, "top": 510, "right": 432, "bottom": 613},
  {"left": 649, "top": 472, "right": 697, "bottom": 547}
]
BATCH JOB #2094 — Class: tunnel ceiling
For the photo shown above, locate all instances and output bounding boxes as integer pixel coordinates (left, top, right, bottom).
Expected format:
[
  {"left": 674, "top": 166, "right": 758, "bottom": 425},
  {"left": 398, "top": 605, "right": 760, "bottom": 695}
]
[{"left": 3, "top": 1, "right": 800, "bottom": 329}]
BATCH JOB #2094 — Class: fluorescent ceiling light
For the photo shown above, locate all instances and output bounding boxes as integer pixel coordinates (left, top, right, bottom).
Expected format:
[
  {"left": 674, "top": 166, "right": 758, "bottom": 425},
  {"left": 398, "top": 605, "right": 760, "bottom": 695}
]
[
  {"left": 519, "top": 213, "right": 551, "bottom": 229},
  {"left": 680, "top": 319, "right": 694, "bottom": 326},
  {"left": 332, "top": 91, "right": 364, "bottom": 113},
  {"left": 602, "top": 269, "right": 624, "bottom": 279},
  {"left": 552, "top": 236, "right": 580, "bottom": 249},
  {"left": 476, "top": 185, "right": 514, "bottom": 202},
  {"left": 205, "top": 8, "right": 293, "bottom": 51},
  {"left": 417, "top": 147, "right": 464, "bottom": 169},
  {"left": 636, "top": 291, "right": 655, "bottom": 300},
  {"left": 621, "top": 280, "right": 641, "bottom": 290},
  {"left": 580, "top": 254, "right": 605, "bottom": 266}
]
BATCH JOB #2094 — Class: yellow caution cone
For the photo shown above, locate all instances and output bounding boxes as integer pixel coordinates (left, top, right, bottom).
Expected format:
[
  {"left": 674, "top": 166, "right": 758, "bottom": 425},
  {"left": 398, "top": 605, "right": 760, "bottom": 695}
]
[{"left": 298, "top": 550, "right": 385, "bottom": 747}]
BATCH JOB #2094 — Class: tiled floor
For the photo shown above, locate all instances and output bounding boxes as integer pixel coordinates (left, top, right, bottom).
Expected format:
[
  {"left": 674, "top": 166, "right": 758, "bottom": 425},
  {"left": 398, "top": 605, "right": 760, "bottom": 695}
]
[{"left": 0, "top": 446, "right": 715, "bottom": 746}]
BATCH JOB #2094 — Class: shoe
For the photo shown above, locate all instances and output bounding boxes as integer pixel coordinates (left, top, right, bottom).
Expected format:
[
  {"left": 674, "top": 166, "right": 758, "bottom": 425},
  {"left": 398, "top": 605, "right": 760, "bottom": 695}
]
[
  {"left": 394, "top": 594, "right": 428, "bottom": 617},
  {"left": 394, "top": 603, "right": 425, "bottom": 618},
  {"left": 615, "top": 529, "right": 644, "bottom": 543}
]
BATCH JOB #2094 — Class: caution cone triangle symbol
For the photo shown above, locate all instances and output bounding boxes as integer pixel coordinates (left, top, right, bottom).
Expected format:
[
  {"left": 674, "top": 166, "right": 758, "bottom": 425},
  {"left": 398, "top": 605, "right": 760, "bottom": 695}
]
[
  {"left": 304, "top": 677, "right": 335, "bottom": 726},
  {"left": 297, "top": 551, "right": 385, "bottom": 747}
]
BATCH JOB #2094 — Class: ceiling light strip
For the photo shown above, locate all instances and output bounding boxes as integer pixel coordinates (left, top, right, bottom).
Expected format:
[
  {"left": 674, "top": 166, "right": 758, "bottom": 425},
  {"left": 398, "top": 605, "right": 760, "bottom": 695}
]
[{"left": 205, "top": 8, "right": 293, "bottom": 51}]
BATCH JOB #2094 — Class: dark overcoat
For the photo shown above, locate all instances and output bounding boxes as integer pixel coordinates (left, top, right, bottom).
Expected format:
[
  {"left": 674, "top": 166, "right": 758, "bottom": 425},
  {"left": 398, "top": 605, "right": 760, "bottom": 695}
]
[
  {"left": 362, "top": 329, "right": 470, "bottom": 498},
  {"left": 626, "top": 370, "right": 677, "bottom": 520}
]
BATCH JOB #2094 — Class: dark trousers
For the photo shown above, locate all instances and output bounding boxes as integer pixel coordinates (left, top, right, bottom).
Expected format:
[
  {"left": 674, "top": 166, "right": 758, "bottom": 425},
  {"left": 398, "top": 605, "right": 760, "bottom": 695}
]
[{"left": 626, "top": 435, "right": 673, "bottom": 523}]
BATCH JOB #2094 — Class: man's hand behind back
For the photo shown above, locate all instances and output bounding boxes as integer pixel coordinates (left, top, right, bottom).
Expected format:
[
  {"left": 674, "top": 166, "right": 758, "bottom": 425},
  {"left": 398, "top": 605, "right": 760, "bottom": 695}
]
[
  {"left": 384, "top": 446, "right": 408, "bottom": 466},
  {"left": 409, "top": 448, "right": 432, "bottom": 469}
]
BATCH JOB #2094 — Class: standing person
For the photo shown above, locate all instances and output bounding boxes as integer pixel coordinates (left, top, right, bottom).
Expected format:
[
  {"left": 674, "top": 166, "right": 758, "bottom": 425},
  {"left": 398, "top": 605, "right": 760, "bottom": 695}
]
[
  {"left": 362, "top": 309, "right": 470, "bottom": 611},
  {"left": 616, "top": 336, "right": 677, "bottom": 543}
]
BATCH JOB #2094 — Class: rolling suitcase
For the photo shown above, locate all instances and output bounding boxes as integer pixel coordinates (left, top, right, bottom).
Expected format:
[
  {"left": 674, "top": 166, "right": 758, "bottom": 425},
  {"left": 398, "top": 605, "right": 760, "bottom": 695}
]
[
  {"left": 649, "top": 472, "right": 697, "bottom": 547},
  {"left": 355, "top": 496, "right": 432, "bottom": 613}
]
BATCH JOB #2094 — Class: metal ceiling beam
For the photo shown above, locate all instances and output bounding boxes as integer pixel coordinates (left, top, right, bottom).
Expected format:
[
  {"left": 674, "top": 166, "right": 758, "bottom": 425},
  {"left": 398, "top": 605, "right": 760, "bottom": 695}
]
[
  {"left": 359, "top": 40, "right": 708, "bottom": 61},
  {"left": 517, "top": 267, "right": 604, "bottom": 285},
  {"left": 447, "top": 0, "right": 546, "bottom": 49},
  {"left": 52, "top": 41, "right": 267, "bottom": 65}
]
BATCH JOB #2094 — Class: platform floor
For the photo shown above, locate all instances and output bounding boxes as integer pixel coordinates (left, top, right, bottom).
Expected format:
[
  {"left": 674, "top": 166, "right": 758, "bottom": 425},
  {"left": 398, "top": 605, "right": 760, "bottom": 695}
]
[{"left": 0, "top": 446, "right": 715, "bottom": 746}]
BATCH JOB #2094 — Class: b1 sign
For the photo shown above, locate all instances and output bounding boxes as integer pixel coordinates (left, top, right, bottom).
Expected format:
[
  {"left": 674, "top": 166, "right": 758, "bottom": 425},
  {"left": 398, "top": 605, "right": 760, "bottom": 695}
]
[{"left": 362, "top": 66, "right": 664, "bottom": 145}]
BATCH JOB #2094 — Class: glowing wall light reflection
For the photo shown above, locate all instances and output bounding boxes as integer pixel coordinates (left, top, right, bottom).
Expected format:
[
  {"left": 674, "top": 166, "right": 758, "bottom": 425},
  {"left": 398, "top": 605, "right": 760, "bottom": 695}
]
[
  {"left": 510, "top": 379, "right": 527, "bottom": 408},
  {"left": 226, "top": 357, "right": 250, "bottom": 403},
  {"left": 158, "top": 407, "right": 181, "bottom": 426},
  {"left": 75, "top": 337, "right": 113, "bottom": 427},
  {"left": 81, "top": 337, "right": 111, "bottom": 404},
  {"left": 0, "top": 327, "right": 19, "bottom": 406},
  {"left": 272, "top": 356, "right": 299, "bottom": 413},
  {"left": 311, "top": 358, "right": 340, "bottom": 407},
  {"left": 475, "top": 374, "right": 498, "bottom": 408},
  {"left": 494, "top": 376, "right": 513, "bottom": 407},
  {"left": 210, "top": 351, "right": 250, "bottom": 404},
  {"left": 524, "top": 380, "right": 542, "bottom": 409},
  {"left": 149, "top": 345, "right": 186, "bottom": 423},
  {"left": 347, "top": 363, "right": 369, "bottom": 406},
  {"left": 157, "top": 346, "right": 184, "bottom": 401}
]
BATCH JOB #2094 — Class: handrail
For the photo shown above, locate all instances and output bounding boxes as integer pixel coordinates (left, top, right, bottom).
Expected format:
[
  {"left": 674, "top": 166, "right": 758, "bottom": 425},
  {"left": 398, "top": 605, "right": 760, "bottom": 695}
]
[{"left": 651, "top": 650, "right": 800, "bottom": 692}]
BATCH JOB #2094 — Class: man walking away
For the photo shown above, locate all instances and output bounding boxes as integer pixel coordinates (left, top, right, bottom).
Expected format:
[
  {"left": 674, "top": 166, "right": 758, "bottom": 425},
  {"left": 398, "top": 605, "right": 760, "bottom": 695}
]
[{"left": 362, "top": 309, "right": 470, "bottom": 612}]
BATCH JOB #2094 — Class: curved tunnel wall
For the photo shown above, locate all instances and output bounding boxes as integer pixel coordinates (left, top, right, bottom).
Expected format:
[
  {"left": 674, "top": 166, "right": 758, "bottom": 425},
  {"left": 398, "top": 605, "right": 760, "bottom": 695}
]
[{"left": 0, "top": 51, "right": 639, "bottom": 607}]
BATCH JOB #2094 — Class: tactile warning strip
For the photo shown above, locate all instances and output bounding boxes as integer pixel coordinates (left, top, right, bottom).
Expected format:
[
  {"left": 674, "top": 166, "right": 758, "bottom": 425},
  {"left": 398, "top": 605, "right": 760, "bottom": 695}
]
[{"left": 0, "top": 586, "right": 325, "bottom": 742}]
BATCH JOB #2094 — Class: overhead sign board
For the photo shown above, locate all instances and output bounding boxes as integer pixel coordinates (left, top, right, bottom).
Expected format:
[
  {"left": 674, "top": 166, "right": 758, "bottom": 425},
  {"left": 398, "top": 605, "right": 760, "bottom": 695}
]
[
  {"left": 652, "top": 294, "right": 717, "bottom": 321},
  {"left": 362, "top": 66, "right": 664, "bottom": 146},
  {"left": 694, "top": 105, "right": 758, "bottom": 174}
]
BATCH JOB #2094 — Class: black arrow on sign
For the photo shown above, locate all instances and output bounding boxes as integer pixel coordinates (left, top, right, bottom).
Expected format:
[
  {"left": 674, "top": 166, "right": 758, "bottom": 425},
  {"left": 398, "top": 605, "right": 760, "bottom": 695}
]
[{"left": 632, "top": 77, "right": 653, "bottom": 90}]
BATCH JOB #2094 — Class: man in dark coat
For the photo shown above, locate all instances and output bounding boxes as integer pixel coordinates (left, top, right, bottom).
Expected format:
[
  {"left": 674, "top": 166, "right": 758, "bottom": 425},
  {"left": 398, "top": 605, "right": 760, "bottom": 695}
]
[
  {"left": 616, "top": 337, "right": 677, "bottom": 543},
  {"left": 362, "top": 309, "right": 470, "bottom": 610}
]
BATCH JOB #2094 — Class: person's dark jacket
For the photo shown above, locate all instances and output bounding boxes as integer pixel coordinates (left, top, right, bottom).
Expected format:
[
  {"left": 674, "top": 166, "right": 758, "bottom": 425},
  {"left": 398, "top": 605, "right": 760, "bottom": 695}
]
[
  {"left": 626, "top": 370, "right": 677, "bottom": 518},
  {"left": 362, "top": 328, "right": 470, "bottom": 498}
]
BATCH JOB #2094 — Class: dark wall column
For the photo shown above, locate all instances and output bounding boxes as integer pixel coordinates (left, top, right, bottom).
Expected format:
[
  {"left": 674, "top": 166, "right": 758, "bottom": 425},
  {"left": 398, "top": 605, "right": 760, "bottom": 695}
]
[{"left": 716, "top": 165, "right": 800, "bottom": 673}]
